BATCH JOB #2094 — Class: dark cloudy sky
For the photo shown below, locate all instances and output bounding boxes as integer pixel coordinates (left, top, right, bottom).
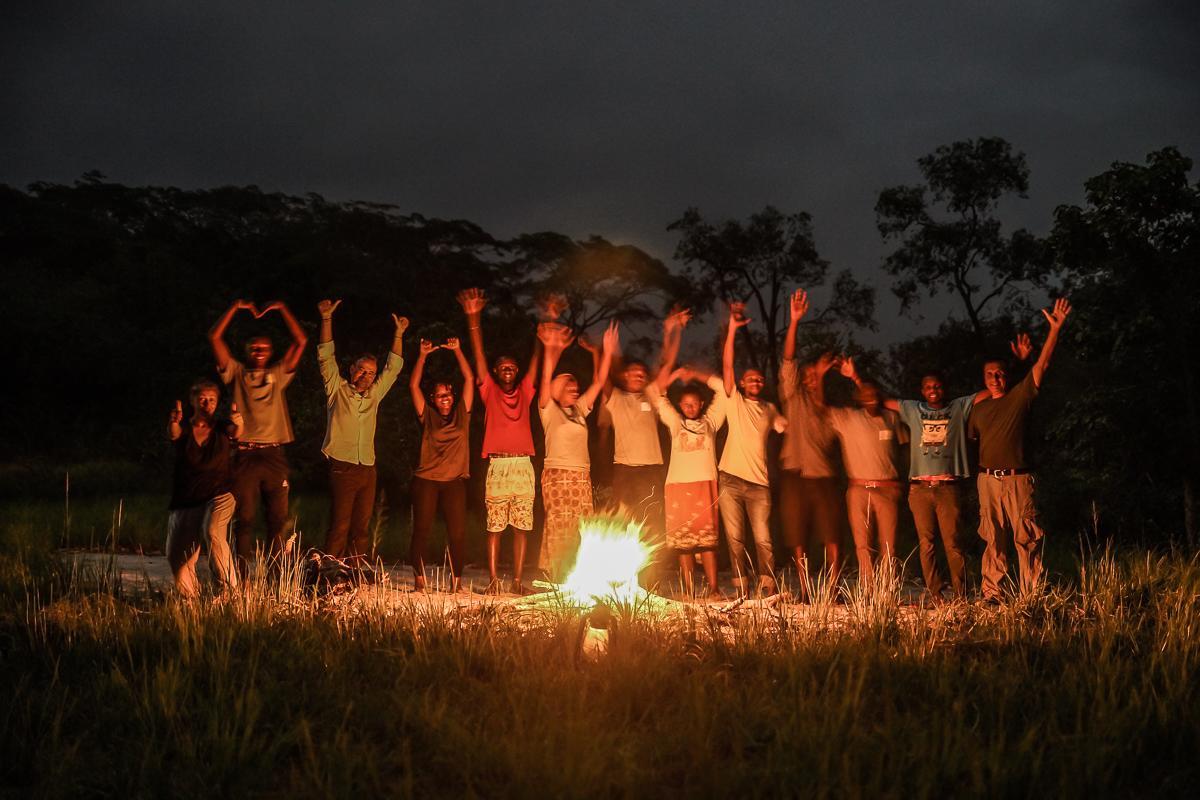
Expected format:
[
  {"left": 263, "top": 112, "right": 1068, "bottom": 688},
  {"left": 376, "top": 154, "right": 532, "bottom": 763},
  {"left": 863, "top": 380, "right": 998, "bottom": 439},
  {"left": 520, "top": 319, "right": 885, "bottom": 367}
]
[{"left": 4, "top": 2, "right": 1198, "bottom": 342}]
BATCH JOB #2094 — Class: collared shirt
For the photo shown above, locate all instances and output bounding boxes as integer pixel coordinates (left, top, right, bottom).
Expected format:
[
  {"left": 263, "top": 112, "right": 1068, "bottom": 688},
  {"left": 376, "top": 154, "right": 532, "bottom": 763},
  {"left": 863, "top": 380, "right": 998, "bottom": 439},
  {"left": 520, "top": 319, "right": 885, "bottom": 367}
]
[
  {"left": 778, "top": 358, "right": 838, "bottom": 476},
  {"left": 318, "top": 341, "right": 403, "bottom": 465}
]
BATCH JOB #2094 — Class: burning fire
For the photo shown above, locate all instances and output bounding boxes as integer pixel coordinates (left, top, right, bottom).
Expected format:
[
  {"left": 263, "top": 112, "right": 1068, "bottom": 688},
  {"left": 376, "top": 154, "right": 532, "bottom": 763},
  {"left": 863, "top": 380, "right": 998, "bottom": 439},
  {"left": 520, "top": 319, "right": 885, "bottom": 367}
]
[{"left": 556, "top": 516, "right": 654, "bottom": 607}]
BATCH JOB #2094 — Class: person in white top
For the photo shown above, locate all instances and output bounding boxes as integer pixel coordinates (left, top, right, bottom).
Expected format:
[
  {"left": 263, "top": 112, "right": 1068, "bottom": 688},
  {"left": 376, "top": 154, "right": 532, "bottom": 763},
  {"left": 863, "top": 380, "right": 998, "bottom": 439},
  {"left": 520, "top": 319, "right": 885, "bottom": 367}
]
[
  {"left": 718, "top": 302, "right": 786, "bottom": 597},
  {"left": 647, "top": 308, "right": 729, "bottom": 599},
  {"left": 536, "top": 320, "right": 617, "bottom": 580}
]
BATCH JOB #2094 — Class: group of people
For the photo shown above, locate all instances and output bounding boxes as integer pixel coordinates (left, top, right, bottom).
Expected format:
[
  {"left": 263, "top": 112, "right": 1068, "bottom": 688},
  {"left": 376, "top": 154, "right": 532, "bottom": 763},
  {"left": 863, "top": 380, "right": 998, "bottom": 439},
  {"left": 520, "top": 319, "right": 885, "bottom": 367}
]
[{"left": 165, "top": 288, "right": 1072, "bottom": 604}]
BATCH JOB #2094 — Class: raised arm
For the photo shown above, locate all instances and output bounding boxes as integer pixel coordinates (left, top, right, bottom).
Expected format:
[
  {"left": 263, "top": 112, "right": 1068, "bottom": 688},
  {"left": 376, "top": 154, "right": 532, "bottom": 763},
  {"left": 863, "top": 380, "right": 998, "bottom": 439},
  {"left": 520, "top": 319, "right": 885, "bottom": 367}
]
[
  {"left": 783, "top": 288, "right": 809, "bottom": 362},
  {"left": 409, "top": 338, "right": 436, "bottom": 417},
  {"left": 208, "top": 299, "right": 255, "bottom": 372},
  {"left": 723, "top": 301, "right": 751, "bottom": 396},
  {"left": 228, "top": 402, "right": 244, "bottom": 439},
  {"left": 260, "top": 301, "right": 308, "bottom": 373},
  {"left": 580, "top": 321, "right": 619, "bottom": 409},
  {"left": 371, "top": 314, "right": 409, "bottom": 397},
  {"left": 653, "top": 308, "right": 691, "bottom": 392},
  {"left": 457, "top": 288, "right": 490, "bottom": 382},
  {"left": 316, "top": 299, "right": 344, "bottom": 396},
  {"left": 811, "top": 352, "right": 838, "bottom": 408},
  {"left": 537, "top": 322, "right": 572, "bottom": 409},
  {"left": 445, "top": 337, "right": 475, "bottom": 413},
  {"left": 1030, "top": 297, "right": 1072, "bottom": 387},
  {"left": 317, "top": 298, "right": 341, "bottom": 345}
]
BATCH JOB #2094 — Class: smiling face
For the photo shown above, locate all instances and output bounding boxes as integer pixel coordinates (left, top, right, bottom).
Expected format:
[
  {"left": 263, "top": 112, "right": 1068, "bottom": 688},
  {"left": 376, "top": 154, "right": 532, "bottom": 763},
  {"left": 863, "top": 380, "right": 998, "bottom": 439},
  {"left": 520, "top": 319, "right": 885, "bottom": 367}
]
[
  {"left": 349, "top": 357, "right": 378, "bottom": 393},
  {"left": 921, "top": 375, "right": 945, "bottom": 408},
  {"left": 983, "top": 360, "right": 1009, "bottom": 398},
  {"left": 191, "top": 387, "right": 219, "bottom": 421},
  {"left": 492, "top": 356, "right": 519, "bottom": 390},
  {"left": 739, "top": 369, "right": 765, "bottom": 399},
  {"left": 432, "top": 382, "right": 455, "bottom": 416},
  {"left": 621, "top": 363, "right": 648, "bottom": 393},
  {"left": 678, "top": 390, "right": 705, "bottom": 420},
  {"left": 245, "top": 337, "right": 273, "bottom": 369}
]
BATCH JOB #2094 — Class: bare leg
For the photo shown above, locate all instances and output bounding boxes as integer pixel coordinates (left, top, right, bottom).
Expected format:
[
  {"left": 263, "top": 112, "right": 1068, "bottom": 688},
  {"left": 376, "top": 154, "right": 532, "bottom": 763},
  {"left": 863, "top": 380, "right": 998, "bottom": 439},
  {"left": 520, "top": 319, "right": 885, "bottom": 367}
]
[
  {"left": 792, "top": 546, "right": 810, "bottom": 602},
  {"left": 677, "top": 552, "right": 695, "bottom": 597},
  {"left": 487, "top": 531, "right": 501, "bottom": 582},
  {"left": 701, "top": 550, "right": 720, "bottom": 599},
  {"left": 511, "top": 529, "right": 527, "bottom": 591}
]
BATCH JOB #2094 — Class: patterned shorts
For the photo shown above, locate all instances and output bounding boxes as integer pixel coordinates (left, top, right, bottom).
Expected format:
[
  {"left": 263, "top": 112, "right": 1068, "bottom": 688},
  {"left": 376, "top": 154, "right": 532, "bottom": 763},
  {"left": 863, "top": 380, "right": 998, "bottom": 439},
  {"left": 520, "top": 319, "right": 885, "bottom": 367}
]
[
  {"left": 485, "top": 456, "right": 535, "bottom": 532},
  {"left": 665, "top": 480, "right": 719, "bottom": 551}
]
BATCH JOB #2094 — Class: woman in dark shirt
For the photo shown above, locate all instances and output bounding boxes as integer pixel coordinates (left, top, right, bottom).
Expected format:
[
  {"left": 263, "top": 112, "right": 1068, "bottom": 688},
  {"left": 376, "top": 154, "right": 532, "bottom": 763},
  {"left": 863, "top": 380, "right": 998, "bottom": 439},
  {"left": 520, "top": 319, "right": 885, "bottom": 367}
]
[{"left": 166, "top": 380, "right": 243, "bottom": 598}]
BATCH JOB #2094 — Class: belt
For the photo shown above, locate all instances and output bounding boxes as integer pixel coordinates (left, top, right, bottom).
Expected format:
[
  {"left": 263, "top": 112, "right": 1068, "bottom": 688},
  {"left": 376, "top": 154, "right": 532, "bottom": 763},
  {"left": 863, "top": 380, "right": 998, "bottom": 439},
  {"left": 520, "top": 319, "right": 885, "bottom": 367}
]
[
  {"left": 981, "top": 467, "right": 1030, "bottom": 477},
  {"left": 849, "top": 479, "right": 901, "bottom": 488},
  {"left": 911, "top": 479, "right": 960, "bottom": 488},
  {"left": 487, "top": 453, "right": 529, "bottom": 459},
  {"left": 237, "top": 442, "right": 282, "bottom": 451}
]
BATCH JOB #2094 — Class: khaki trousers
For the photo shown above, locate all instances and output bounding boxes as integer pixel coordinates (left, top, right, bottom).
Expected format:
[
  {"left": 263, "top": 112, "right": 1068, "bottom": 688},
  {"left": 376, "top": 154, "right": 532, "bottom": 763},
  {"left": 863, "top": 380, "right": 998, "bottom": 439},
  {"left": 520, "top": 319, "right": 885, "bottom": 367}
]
[
  {"left": 846, "top": 483, "right": 901, "bottom": 583},
  {"left": 166, "top": 492, "right": 238, "bottom": 598},
  {"left": 976, "top": 473, "right": 1045, "bottom": 599}
]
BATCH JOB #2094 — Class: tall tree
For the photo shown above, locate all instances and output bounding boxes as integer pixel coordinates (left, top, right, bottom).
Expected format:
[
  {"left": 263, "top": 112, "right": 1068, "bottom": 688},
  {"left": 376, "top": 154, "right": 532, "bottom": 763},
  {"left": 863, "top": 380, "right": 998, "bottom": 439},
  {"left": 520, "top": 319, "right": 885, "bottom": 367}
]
[
  {"left": 668, "top": 205, "right": 875, "bottom": 384},
  {"left": 1051, "top": 147, "right": 1200, "bottom": 545},
  {"left": 876, "top": 137, "right": 1053, "bottom": 346}
]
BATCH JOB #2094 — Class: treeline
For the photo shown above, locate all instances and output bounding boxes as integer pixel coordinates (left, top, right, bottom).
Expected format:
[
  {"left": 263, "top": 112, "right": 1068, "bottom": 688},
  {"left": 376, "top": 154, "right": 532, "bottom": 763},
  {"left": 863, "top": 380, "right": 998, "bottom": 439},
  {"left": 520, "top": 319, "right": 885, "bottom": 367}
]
[{"left": 2, "top": 140, "right": 1197, "bottom": 544}]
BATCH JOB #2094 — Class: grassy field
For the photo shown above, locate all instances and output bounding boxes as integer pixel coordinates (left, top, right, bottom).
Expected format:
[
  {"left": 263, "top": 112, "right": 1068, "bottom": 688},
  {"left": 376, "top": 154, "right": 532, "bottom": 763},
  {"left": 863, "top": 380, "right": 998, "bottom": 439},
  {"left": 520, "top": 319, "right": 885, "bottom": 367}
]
[{"left": 1, "top": 509, "right": 1198, "bottom": 799}]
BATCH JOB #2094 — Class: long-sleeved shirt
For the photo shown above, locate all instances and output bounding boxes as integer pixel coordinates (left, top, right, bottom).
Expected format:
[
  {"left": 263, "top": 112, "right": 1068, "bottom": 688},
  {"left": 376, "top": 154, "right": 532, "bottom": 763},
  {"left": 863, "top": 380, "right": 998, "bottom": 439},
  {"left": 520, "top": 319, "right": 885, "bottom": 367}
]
[{"left": 318, "top": 341, "right": 403, "bottom": 465}]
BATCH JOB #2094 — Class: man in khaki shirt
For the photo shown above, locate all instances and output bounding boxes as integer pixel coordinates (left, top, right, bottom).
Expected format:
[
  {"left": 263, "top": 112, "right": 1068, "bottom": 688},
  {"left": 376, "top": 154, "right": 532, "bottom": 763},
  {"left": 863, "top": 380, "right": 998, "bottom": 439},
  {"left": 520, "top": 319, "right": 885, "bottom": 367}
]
[
  {"left": 316, "top": 299, "right": 407, "bottom": 561},
  {"left": 209, "top": 299, "right": 307, "bottom": 571}
]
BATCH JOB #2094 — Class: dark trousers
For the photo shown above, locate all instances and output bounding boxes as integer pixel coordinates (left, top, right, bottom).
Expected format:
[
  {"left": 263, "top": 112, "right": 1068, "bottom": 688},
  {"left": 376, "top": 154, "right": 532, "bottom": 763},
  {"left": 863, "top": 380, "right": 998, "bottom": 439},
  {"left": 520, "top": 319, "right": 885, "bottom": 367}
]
[
  {"left": 232, "top": 446, "right": 291, "bottom": 564},
  {"left": 909, "top": 482, "right": 968, "bottom": 598},
  {"left": 410, "top": 476, "right": 468, "bottom": 577},
  {"left": 324, "top": 459, "right": 378, "bottom": 559},
  {"left": 611, "top": 464, "right": 665, "bottom": 534},
  {"left": 778, "top": 471, "right": 844, "bottom": 549}
]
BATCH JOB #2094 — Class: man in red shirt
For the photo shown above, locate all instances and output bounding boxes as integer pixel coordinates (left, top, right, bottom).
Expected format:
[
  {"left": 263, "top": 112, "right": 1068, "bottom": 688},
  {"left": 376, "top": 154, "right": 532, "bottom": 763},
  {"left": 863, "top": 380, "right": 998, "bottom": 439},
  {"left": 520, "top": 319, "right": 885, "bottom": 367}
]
[{"left": 458, "top": 288, "right": 542, "bottom": 594}]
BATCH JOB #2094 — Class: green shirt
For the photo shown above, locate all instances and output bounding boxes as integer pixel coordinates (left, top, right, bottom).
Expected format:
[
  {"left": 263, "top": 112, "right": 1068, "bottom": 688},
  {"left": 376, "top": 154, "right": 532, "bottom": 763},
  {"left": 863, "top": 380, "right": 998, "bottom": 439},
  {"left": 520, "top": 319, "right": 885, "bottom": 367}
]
[{"left": 318, "top": 341, "right": 403, "bottom": 466}]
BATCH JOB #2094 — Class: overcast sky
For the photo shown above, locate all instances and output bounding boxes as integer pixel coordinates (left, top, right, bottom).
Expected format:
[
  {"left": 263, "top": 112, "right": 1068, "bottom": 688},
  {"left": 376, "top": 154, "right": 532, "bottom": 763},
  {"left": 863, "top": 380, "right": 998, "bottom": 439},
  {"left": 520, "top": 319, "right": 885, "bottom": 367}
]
[{"left": 4, "top": 1, "right": 1198, "bottom": 343}]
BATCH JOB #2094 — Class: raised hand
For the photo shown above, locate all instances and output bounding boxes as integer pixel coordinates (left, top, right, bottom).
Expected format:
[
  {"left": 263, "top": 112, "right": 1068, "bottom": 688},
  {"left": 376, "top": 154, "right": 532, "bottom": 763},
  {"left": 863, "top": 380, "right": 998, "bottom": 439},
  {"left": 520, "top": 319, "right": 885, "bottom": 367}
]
[
  {"left": 1042, "top": 297, "right": 1072, "bottom": 330},
  {"left": 577, "top": 332, "right": 600, "bottom": 354},
  {"left": 539, "top": 293, "right": 569, "bottom": 321},
  {"left": 789, "top": 288, "right": 810, "bottom": 325},
  {"left": 815, "top": 351, "right": 838, "bottom": 375},
  {"left": 392, "top": 314, "right": 410, "bottom": 335},
  {"left": 839, "top": 355, "right": 858, "bottom": 381},
  {"left": 419, "top": 338, "right": 437, "bottom": 356},
  {"left": 728, "top": 300, "right": 751, "bottom": 329},
  {"left": 443, "top": 337, "right": 461, "bottom": 351},
  {"left": 257, "top": 300, "right": 286, "bottom": 318},
  {"left": 234, "top": 299, "right": 259, "bottom": 316},
  {"left": 664, "top": 305, "right": 693, "bottom": 332},
  {"left": 1010, "top": 333, "right": 1033, "bottom": 361},
  {"left": 537, "top": 321, "right": 573, "bottom": 349},
  {"left": 170, "top": 399, "right": 183, "bottom": 424},
  {"left": 317, "top": 299, "right": 342, "bottom": 319},
  {"left": 601, "top": 319, "right": 619, "bottom": 354},
  {"left": 457, "top": 287, "right": 487, "bottom": 315}
]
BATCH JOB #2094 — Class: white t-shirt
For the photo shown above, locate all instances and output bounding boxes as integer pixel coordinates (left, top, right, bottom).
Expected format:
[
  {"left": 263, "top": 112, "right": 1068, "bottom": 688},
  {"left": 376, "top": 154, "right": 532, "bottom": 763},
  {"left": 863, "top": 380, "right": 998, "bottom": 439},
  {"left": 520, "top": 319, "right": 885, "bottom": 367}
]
[
  {"left": 539, "top": 397, "right": 593, "bottom": 471},
  {"left": 649, "top": 377, "right": 728, "bottom": 485},
  {"left": 718, "top": 388, "right": 781, "bottom": 487},
  {"left": 605, "top": 387, "right": 663, "bottom": 466}
]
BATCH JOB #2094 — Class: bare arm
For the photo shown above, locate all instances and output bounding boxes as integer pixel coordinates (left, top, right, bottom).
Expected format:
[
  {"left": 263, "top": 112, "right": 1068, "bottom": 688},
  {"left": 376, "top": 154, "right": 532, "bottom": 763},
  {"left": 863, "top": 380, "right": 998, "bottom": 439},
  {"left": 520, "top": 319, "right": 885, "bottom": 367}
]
[
  {"left": 409, "top": 339, "right": 436, "bottom": 417},
  {"left": 208, "top": 299, "right": 255, "bottom": 372},
  {"left": 168, "top": 400, "right": 183, "bottom": 441},
  {"left": 782, "top": 288, "right": 809, "bottom": 362},
  {"left": 228, "top": 402, "right": 244, "bottom": 439},
  {"left": 580, "top": 321, "right": 619, "bottom": 409},
  {"left": 723, "top": 301, "right": 750, "bottom": 396},
  {"left": 317, "top": 299, "right": 341, "bottom": 344},
  {"left": 261, "top": 301, "right": 308, "bottom": 373},
  {"left": 445, "top": 337, "right": 474, "bottom": 413},
  {"left": 457, "top": 288, "right": 490, "bottom": 382},
  {"left": 653, "top": 308, "right": 691, "bottom": 392},
  {"left": 811, "top": 352, "right": 837, "bottom": 408},
  {"left": 1031, "top": 298, "right": 1072, "bottom": 388}
]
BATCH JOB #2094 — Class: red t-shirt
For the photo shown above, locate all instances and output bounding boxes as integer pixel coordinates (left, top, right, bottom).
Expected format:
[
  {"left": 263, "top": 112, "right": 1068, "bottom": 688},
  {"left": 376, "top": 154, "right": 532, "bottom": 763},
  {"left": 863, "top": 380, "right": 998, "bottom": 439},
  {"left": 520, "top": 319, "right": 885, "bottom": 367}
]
[{"left": 479, "top": 373, "right": 536, "bottom": 457}]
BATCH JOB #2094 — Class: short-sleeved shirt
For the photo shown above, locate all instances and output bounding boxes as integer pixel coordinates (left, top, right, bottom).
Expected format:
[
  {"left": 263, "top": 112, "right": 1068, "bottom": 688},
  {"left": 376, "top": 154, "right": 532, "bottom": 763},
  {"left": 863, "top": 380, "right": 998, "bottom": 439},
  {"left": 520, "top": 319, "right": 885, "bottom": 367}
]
[
  {"left": 898, "top": 395, "right": 975, "bottom": 479},
  {"left": 416, "top": 402, "right": 470, "bottom": 481},
  {"left": 828, "top": 407, "right": 907, "bottom": 481},
  {"left": 318, "top": 342, "right": 404, "bottom": 466},
  {"left": 605, "top": 387, "right": 663, "bottom": 466},
  {"left": 218, "top": 359, "right": 295, "bottom": 445},
  {"left": 540, "top": 398, "right": 593, "bottom": 471},
  {"left": 778, "top": 358, "right": 838, "bottom": 477},
  {"left": 479, "top": 373, "right": 536, "bottom": 457},
  {"left": 169, "top": 421, "right": 235, "bottom": 510},
  {"left": 718, "top": 388, "right": 780, "bottom": 487},
  {"left": 969, "top": 373, "right": 1038, "bottom": 470},
  {"left": 650, "top": 376, "right": 728, "bottom": 485}
]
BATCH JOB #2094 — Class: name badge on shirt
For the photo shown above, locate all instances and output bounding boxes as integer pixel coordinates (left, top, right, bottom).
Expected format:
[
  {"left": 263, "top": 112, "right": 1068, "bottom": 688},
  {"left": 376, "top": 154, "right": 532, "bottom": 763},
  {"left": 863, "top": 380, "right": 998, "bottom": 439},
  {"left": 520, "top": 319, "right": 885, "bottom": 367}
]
[
  {"left": 640, "top": 401, "right": 652, "bottom": 412},
  {"left": 878, "top": 430, "right": 893, "bottom": 441}
]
